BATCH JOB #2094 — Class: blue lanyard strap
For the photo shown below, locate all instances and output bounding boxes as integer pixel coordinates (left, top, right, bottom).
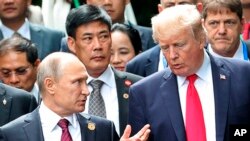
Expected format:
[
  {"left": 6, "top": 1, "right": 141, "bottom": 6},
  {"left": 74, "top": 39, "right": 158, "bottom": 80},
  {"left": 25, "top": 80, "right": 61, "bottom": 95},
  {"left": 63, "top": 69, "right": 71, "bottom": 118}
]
[{"left": 242, "top": 40, "right": 249, "bottom": 61}]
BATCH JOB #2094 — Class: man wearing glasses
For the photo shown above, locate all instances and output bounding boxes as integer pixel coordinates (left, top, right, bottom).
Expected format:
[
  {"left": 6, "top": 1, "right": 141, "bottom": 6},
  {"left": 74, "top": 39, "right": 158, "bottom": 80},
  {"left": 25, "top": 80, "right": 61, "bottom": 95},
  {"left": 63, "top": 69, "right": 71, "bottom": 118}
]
[{"left": 0, "top": 34, "right": 41, "bottom": 103}]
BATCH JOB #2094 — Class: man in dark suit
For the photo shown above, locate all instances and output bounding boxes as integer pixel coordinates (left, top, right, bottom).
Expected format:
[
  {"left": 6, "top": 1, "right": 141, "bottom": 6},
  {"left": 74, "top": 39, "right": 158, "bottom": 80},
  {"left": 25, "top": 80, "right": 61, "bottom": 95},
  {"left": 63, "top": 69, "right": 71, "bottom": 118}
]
[
  {"left": 0, "top": 83, "right": 37, "bottom": 126},
  {"left": 129, "top": 5, "right": 250, "bottom": 141},
  {"left": 0, "top": 0, "right": 65, "bottom": 60},
  {"left": 126, "top": 0, "right": 201, "bottom": 77},
  {"left": 0, "top": 52, "right": 150, "bottom": 141},
  {"left": 66, "top": 5, "right": 143, "bottom": 136}
]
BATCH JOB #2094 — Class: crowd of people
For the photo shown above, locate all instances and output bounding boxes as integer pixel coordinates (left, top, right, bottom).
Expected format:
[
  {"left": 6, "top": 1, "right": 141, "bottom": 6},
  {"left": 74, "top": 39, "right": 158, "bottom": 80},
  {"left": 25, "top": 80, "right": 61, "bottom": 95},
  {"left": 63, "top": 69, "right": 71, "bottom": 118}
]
[{"left": 0, "top": 0, "right": 250, "bottom": 141}]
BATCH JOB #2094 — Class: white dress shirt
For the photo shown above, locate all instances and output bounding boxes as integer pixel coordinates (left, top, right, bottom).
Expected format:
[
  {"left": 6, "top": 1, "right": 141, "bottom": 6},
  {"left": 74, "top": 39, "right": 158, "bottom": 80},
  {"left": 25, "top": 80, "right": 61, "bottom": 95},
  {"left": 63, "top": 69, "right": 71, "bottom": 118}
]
[
  {"left": 0, "top": 19, "right": 31, "bottom": 39},
  {"left": 30, "top": 83, "right": 40, "bottom": 103},
  {"left": 177, "top": 51, "right": 216, "bottom": 141},
  {"left": 208, "top": 41, "right": 247, "bottom": 60},
  {"left": 39, "top": 102, "right": 82, "bottom": 141},
  {"left": 82, "top": 65, "right": 120, "bottom": 135}
]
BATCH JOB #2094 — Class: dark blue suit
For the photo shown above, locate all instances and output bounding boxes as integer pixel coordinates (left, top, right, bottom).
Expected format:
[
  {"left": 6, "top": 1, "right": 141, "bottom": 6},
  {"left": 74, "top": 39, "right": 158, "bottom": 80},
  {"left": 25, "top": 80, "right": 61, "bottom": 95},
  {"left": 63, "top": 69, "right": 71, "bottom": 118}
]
[
  {"left": 128, "top": 53, "right": 250, "bottom": 141},
  {"left": 133, "top": 25, "right": 156, "bottom": 51},
  {"left": 126, "top": 45, "right": 160, "bottom": 77},
  {"left": 0, "top": 108, "right": 119, "bottom": 141},
  {"left": 0, "top": 23, "right": 65, "bottom": 60},
  {"left": 0, "top": 83, "right": 38, "bottom": 126}
]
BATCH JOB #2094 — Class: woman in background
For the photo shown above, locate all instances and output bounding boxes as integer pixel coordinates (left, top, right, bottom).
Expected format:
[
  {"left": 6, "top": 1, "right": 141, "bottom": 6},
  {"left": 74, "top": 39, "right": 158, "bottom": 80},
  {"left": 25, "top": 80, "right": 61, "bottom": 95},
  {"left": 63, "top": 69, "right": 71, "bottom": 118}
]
[{"left": 110, "top": 23, "right": 142, "bottom": 71}]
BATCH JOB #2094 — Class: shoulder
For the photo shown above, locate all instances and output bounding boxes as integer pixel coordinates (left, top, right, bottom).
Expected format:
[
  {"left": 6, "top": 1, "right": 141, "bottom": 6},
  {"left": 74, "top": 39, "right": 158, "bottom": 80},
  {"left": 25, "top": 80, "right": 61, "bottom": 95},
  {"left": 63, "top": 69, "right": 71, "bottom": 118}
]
[
  {"left": 29, "top": 23, "right": 65, "bottom": 37},
  {"left": 133, "top": 25, "right": 152, "bottom": 33},
  {"left": 113, "top": 68, "right": 143, "bottom": 82},
  {"left": 0, "top": 83, "right": 33, "bottom": 98}
]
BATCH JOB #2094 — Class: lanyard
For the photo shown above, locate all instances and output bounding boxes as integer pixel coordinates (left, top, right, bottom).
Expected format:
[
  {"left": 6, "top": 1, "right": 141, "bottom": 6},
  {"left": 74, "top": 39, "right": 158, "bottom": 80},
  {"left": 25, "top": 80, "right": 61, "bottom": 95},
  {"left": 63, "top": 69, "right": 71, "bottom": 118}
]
[{"left": 242, "top": 40, "right": 249, "bottom": 61}]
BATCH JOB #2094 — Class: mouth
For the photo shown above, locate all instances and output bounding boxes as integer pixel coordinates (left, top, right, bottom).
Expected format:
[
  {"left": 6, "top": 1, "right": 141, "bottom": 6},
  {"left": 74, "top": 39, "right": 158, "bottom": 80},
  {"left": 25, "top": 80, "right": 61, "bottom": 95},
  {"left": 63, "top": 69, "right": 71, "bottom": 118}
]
[
  {"left": 114, "top": 66, "right": 125, "bottom": 71},
  {"left": 3, "top": 7, "right": 16, "bottom": 13},
  {"left": 171, "top": 64, "right": 182, "bottom": 69},
  {"left": 91, "top": 56, "right": 105, "bottom": 61}
]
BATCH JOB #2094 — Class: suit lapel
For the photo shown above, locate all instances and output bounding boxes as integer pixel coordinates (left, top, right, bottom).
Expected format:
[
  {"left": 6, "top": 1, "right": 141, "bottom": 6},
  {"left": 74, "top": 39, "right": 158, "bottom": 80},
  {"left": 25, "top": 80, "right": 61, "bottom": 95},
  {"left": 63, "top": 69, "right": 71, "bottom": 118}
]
[
  {"left": 210, "top": 56, "right": 230, "bottom": 141},
  {"left": 79, "top": 114, "right": 95, "bottom": 141},
  {"left": 145, "top": 46, "right": 160, "bottom": 76},
  {"left": 23, "top": 108, "right": 44, "bottom": 141},
  {"left": 113, "top": 69, "right": 128, "bottom": 135},
  {"left": 160, "top": 71, "right": 186, "bottom": 141},
  {"left": 0, "top": 84, "right": 12, "bottom": 126}
]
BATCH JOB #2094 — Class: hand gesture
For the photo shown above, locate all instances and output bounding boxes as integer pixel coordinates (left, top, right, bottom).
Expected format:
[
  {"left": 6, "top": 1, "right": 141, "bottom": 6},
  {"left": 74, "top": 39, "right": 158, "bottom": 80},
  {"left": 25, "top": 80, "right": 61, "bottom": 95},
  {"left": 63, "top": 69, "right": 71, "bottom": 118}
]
[{"left": 120, "top": 124, "right": 150, "bottom": 141}]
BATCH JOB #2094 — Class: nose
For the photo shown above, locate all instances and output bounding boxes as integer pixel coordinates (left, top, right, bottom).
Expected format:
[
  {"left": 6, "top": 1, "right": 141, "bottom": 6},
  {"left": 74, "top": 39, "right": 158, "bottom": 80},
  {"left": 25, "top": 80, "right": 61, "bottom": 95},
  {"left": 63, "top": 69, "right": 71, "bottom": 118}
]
[
  {"left": 168, "top": 47, "right": 178, "bottom": 60},
  {"left": 81, "top": 83, "right": 90, "bottom": 96},
  {"left": 9, "top": 73, "right": 20, "bottom": 84},
  {"left": 92, "top": 37, "right": 102, "bottom": 50},
  {"left": 111, "top": 52, "right": 121, "bottom": 64},
  {"left": 218, "top": 23, "right": 226, "bottom": 35}
]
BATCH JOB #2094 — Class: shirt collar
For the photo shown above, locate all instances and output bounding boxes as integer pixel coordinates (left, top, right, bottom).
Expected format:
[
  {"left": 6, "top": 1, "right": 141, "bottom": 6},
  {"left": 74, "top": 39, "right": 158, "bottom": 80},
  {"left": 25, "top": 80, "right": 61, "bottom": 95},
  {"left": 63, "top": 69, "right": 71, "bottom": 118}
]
[
  {"left": 177, "top": 49, "right": 211, "bottom": 86},
  {"left": 87, "top": 65, "right": 116, "bottom": 88},
  {"left": 39, "top": 102, "right": 78, "bottom": 132},
  {"left": 207, "top": 41, "right": 244, "bottom": 60},
  {"left": 0, "top": 19, "right": 30, "bottom": 39}
]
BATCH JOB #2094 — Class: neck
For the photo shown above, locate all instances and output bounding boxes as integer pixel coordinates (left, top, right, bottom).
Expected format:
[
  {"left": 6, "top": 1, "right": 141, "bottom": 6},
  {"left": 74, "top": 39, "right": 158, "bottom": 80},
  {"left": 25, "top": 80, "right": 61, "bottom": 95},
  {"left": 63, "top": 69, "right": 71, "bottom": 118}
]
[{"left": 1, "top": 18, "right": 26, "bottom": 31}]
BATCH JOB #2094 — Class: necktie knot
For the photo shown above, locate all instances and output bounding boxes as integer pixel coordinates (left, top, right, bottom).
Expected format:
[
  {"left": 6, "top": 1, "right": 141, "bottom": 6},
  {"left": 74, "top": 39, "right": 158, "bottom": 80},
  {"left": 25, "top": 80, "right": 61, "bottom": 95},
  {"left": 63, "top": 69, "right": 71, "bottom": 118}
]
[
  {"left": 187, "top": 74, "right": 197, "bottom": 84},
  {"left": 90, "top": 80, "right": 104, "bottom": 90},
  {"left": 58, "top": 119, "right": 69, "bottom": 129}
]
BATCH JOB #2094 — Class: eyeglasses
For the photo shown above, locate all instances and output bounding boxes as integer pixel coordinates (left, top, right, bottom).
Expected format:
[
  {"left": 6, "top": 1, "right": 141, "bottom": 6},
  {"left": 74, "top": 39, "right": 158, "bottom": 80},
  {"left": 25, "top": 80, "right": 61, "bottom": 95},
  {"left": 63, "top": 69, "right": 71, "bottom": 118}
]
[{"left": 0, "top": 65, "right": 32, "bottom": 78}]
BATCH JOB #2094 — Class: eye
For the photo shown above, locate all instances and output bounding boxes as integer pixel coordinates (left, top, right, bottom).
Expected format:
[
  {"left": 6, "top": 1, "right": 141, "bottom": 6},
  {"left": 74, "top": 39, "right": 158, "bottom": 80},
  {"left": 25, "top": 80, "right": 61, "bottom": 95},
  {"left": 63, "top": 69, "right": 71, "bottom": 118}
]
[
  {"left": 99, "top": 33, "right": 109, "bottom": 42},
  {"left": 161, "top": 45, "right": 169, "bottom": 52},
  {"left": 208, "top": 21, "right": 219, "bottom": 28}
]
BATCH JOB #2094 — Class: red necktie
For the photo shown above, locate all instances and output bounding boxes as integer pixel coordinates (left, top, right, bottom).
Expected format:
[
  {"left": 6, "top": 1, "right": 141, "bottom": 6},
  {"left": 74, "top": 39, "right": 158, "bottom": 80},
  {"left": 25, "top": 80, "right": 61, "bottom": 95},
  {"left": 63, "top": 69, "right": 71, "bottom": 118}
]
[
  {"left": 243, "top": 23, "right": 250, "bottom": 40},
  {"left": 58, "top": 119, "right": 72, "bottom": 141},
  {"left": 186, "top": 74, "right": 206, "bottom": 141}
]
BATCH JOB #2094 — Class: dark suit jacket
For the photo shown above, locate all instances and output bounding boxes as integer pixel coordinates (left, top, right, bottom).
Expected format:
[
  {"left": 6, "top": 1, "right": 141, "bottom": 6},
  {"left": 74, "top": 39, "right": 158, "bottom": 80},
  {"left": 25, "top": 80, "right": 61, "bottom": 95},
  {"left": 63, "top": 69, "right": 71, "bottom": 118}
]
[
  {"left": 132, "top": 24, "right": 156, "bottom": 51},
  {"left": 128, "top": 53, "right": 250, "bottom": 141},
  {"left": 126, "top": 45, "right": 160, "bottom": 77},
  {"left": 0, "top": 83, "right": 38, "bottom": 126},
  {"left": 0, "top": 108, "right": 119, "bottom": 141},
  {"left": 0, "top": 23, "right": 65, "bottom": 60},
  {"left": 112, "top": 68, "right": 143, "bottom": 135}
]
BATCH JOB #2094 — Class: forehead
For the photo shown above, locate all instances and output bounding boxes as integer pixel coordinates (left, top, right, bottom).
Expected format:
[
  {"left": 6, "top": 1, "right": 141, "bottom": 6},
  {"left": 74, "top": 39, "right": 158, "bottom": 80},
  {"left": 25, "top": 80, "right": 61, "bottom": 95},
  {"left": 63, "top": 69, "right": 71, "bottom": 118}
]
[
  {"left": 0, "top": 51, "right": 28, "bottom": 62},
  {"left": 205, "top": 7, "right": 239, "bottom": 19},
  {"left": 75, "top": 21, "right": 110, "bottom": 35}
]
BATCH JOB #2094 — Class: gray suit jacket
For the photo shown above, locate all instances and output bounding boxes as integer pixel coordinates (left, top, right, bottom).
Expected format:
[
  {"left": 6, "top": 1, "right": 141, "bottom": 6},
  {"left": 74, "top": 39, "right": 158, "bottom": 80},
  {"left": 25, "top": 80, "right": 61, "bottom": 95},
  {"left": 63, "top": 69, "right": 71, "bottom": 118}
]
[
  {"left": 0, "top": 23, "right": 65, "bottom": 60},
  {"left": 0, "top": 108, "right": 119, "bottom": 141},
  {"left": 0, "top": 83, "right": 38, "bottom": 126}
]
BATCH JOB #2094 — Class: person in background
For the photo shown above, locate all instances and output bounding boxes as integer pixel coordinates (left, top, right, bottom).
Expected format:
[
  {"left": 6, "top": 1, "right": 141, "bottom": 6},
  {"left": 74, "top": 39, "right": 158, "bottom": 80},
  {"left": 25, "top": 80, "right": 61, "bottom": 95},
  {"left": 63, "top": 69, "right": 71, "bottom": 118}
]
[
  {"left": 0, "top": 52, "right": 150, "bottom": 141},
  {"left": 27, "top": 5, "right": 44, "bottom": 25},
  {"left": 110, "top": 23, "right": 142, "bottom": 71},
  {"left": 202, "top": 0, "right": 250, "bottom": 60},
  {"left": 0, "top": 0, "right": 65, "bottom": 60},
  {"left": 0, "top": 34, "right": 41, "bottom": 103},
  {"left": 0, "top": 82, "right": 37, "bottom": 126},
  {"left": 66, "top": 4, "right": 143, "bottom": 136},
  {"left": 241, "top": 0, "right": 250, "bottom": 40},
  {"left": 126, "top": 0, "right": 201, "bottom": 77},
  {"left": 85, "top": 0, "right": 156, "bottom": 51},
  {"left": 128, "top": 4, "right": 250, "bottom": 141}
]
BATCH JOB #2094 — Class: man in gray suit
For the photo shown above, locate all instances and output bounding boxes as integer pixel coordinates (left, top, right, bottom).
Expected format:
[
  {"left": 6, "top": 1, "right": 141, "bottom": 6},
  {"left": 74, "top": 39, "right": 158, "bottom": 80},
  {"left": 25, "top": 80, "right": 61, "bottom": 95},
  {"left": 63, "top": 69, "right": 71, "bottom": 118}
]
[
  {"left": 0, "top": 0, "right": 65, "bottom": 60},
  {"left": 66, "top": 5, "right": 143, "bottom": 136},
  {"left": 0, "top": 83, "right": 37, "bottom": 126},
  {"left": 0, "top": 52, "right": 150, "bottom": 141}
]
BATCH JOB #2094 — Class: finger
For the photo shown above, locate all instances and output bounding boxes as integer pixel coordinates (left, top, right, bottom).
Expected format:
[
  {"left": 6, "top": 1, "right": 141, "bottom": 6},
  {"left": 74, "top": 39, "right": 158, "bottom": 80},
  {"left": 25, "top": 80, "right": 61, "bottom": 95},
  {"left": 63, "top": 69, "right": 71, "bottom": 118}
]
[
  {"left": 136, "top": 124, "right": 150, "bottom": 137},
  {"left": 140, "top": 129, "right": 151, "bottom": 141},
  {"left": 120, "top": 125, "right": 132, "bottom": 139}
]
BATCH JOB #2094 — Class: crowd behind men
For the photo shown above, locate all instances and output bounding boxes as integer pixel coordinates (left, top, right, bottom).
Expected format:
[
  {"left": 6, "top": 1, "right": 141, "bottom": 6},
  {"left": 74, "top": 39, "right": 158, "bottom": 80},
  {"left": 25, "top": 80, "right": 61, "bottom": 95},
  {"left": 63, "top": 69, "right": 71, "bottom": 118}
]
[{"left": 0, "top": 0, "right": 250, "bottom": 141}]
